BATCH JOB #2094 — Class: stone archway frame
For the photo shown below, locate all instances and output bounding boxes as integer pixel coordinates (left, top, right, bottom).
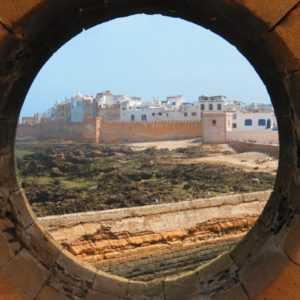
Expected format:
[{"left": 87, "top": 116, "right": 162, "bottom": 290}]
[{"left": 0, "top": 1, "right": 300, "bottom": 299}]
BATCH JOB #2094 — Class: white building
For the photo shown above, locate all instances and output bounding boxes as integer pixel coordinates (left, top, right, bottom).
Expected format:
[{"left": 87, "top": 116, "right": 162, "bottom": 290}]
[
  {"left": 165, "top": 95, "right": 184, "bottom": 110},
  {"left": 120, "top": 95, "right": 201, "bottom": 122},
  {"left": 198, "top": 96, "right": 225, "bottom": 113},
  {"left": 231, "top": 111, "right": 277, "bottom": 131},
  {"left": 94, "top": 90, "right": 115, "bottom": 108},
  {"left": 70, "top": 94, "right": 93, "bottom": 123}
]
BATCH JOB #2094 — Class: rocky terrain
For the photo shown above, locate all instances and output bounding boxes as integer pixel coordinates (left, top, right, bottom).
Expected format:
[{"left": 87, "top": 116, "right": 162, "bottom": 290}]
[{"left": 16, "top": 141, "right": 276, "bottom": 217}]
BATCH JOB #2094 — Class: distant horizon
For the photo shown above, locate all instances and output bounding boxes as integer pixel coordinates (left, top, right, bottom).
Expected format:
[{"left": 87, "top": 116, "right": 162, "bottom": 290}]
[{"left": 21, "top": 14, "right": 271, "bottom": 117}]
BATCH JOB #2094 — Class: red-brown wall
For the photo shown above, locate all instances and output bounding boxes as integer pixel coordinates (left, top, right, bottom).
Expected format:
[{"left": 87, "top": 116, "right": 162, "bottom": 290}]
[
  {"left": 17, "top": 119, "right": 98, "bottom": 143},
  {"left": 17, "top": 119, "right": 202, "bottom": 144},
  {"left": 98, "top": 120, "right": 202, "bottom": 143}
]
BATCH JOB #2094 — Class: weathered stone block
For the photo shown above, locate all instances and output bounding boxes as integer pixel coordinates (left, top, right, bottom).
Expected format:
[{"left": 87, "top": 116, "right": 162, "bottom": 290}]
[
  {"left": 283, "top": 214, "right": 300, "bottom": 264},
  {"left": 21, "top": 222, "right": 61, "bottom": 268},
  {"left": 56, "top": 250, "right": 95, "bottom": 282},
  {"left": 236, "top": 0, "right": 300, "bottom": 29},
  {"left": 259, "top": 6, "right": 300, "bottom": 76},
  {"left": 255, "top": 260, "right": 300, "bottom": 300},
  {"left": 86, "top": 290, "right": 121, "bottom": 300},
  {"left": 0, "top": 248, "right": 49, "bottom": 299},
  {"left": 231, "top": 218, "right": 269, "bottom": 268},
  {"left": 9, "top": 188, "right": 34, "bottom": 229},
  {"left": 210, "top": 284, "right": 249, "bottom": 300},
  {"left": 164, "top": 270, "right": 200, "bottom": 300},
  {"left": 36, "top": 285, "right": 69, "bottom": 300},
  {"left": 92, "top": 271, "right": 129, "bottom": 298},
  {"left": 128, "top": 279, "right": 164, "bottom": 300},
  {"left": 239, "top": 239, "right": 289, "bottom": 299}
]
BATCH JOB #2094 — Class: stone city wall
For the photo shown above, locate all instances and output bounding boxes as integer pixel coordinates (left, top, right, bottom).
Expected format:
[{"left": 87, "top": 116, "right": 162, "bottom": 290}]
[
  {"left": 227, "top": 129, "right": 278, "bottom": 144},
  {"left": 229, "top": 141, "right": 279, "bottom": 158},
  {"left": 17, "top": 119, "right": 202, "bottom": 144},
  {"left": 98, "top": 119, "right": 202, "bottom": 143},
  {"left": 17, "top": 118, "right": 99, "bottom": 143}
]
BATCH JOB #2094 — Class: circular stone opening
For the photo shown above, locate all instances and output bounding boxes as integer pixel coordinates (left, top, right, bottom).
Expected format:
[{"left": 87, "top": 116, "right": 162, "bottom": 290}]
[
  {"left": 16, "top": 14, "right": 278, "bottom": 285},
  {"left": 0, "top": 1, "right": 299, "bottom": 299}
]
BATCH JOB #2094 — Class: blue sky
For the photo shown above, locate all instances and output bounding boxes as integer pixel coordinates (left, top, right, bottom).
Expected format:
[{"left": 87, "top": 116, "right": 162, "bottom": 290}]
[{"left": 22, "top": 14, "right": 270, "bottom": 116}]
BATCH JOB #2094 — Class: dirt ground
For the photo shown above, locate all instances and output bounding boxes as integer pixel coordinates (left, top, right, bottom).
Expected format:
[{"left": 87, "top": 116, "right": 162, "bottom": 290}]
[
  {"left": 129, "top": 139, "right": 277, "bottom": 173},
  {"left": 16, "top": 140, "right": 277, "bottom": 217}
]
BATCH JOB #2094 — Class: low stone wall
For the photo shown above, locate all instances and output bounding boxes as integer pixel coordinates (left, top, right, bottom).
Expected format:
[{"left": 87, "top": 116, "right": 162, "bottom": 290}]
[
  {"left": 229, "top": 141, "right": 279, "bottom": 158},
  {"left": 39, "top": 191, "right": 270, "bottom": 280},
  {"left": 39, "top": 190, "right": 270, "bottom": 244},
  {"left": 98, "top": 120, "right": 202, "bottom": 143},
  {"left": 227, "top": 129, "right": 278, "bottom": 144}
]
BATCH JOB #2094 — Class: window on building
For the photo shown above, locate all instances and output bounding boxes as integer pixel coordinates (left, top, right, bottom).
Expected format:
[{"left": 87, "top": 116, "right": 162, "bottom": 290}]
[
  {"left": 217, "top": 104, "right": 222, "bottom": 111},
  {"left": 233, "top": 113, "right": 237, "bottom": 120},
  {"left": 184, "top": 112, "right": 188, "bottom": 117},
  {"left": 152, "top": 112, "right": 155, "bottom": 116},
  {"left": 158, "top": 112, "right": 162, "bottom": 116},
  {"left": 191, "top": 112, "right": 197, "bottom": 116},
  {"left": 131, "top": 114, "right": 135, "bottom": 121},
  {"left": 245, "top": 119, "right": 252, "bottom": 126},
  {"left": 258, "top": 119, "right": 266, "bottom": 126},
  {"left": 232, "top": 123, "right": 237, "bottom": 129},
  {"left": 172, "top": 102, "right": 176, "bottom": 106},
  {"left": 209, "top": 104, "right": 213, "bottom": 111},
  {"left": 166, "top": 113, "right": 169, "bottom": 117},
  {"left": 201, "top": 104, "right": 205, "bottom": 111},
  {"left": 267, "top": 119, "right": 271, "bottom": 129},
  {"left": 141, "top": 114, "right": 147, "bottom": 121},
  {"left": 212, "top": 120, "right": 217, "bottom": 126}
]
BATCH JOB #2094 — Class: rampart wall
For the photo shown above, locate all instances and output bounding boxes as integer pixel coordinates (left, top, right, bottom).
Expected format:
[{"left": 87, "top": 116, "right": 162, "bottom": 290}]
[
  {"left": 227, "top": 129, "right": 278, "bottom": 144},
  {"left": 17, "top": 119, "right": 202, "bottom": 144},
  {"left": 98, "top": 119, "right": 202, "bottom": 143},
  {"left": 229, "top": 141, "right": 279, "bottom": 158}
]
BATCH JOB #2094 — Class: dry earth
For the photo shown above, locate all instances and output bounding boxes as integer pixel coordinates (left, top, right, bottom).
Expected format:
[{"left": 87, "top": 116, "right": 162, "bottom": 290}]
[{"left": 16, "top": 140, "right": 276, "bottom": 217}]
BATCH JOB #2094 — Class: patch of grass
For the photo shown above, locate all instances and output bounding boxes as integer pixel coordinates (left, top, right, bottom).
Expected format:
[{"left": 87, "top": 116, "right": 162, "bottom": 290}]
[
  {"left": 24, "top": 176, "right": 52, "bottom": 185},
  {"left": 60, "top": 179, "right": 94, "bottom": 189},
  {"left": 15, "top": 149, "right": 33, "bottom": 159}
]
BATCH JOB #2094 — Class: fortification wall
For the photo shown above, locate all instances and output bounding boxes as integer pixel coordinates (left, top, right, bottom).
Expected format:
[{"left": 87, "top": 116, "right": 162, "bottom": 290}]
[
  {"left": 98, "top": 120, "right": 202, "bottom": 143},
  {"left": 17, "top": 119, "right": 202, "bottom": 144},
  {"left": 227, "top": 129, "right": 278, "bottom": 144},
  {"left": 17, "top": 119, "right": 98, "bottom": 143},
  {"left": 229, "top": 141, "right": 279, "bottom": 158}
]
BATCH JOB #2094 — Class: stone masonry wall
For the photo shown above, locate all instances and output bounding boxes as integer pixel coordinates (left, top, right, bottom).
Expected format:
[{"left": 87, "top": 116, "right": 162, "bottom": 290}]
[
  {"left": 98, "top": 119, "right": 202, "bottom": 143},
  {"left": 17, "top": 119, "right": 202, "bottom": 144},
  {"left": 17, "top": 118, "right": 98, "bottom": 143},
  {"left": 229, "top": 141, "right": 279, "bottom": 158},
  {"left": 39, "top": 191, "right": 269, "bottom": 245},
  {"left": 39, "top": 191, "right": 270, "bottom": 280}
]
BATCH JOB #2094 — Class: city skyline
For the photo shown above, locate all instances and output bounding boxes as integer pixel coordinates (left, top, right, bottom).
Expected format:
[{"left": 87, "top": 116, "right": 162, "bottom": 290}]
[{"left": 22, "top": 14, "right": 271, "bottom": 117}]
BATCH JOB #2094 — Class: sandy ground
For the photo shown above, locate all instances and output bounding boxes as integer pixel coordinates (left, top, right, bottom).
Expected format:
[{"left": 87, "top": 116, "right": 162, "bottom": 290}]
[
  {"left": 127, "top": 139, "right": 278, "bottom": 174},
  {"left": 178, "top": 152, "right": 278, "bottom": 174},
  {"left": 127, "top": 138, "right": 203, "bottom": 150},
  {"left": 127, "top": 139, "right": 234, "bottom": 153}
]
